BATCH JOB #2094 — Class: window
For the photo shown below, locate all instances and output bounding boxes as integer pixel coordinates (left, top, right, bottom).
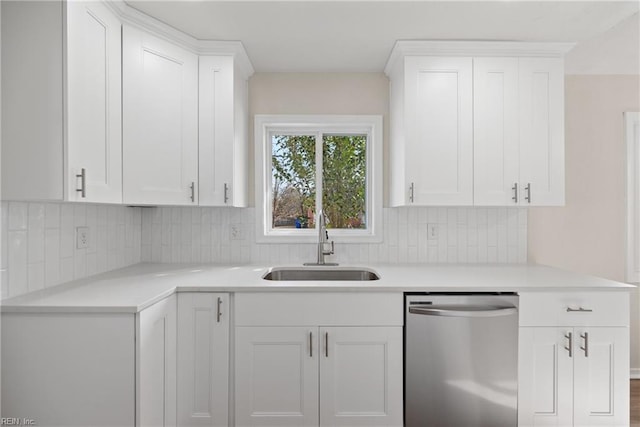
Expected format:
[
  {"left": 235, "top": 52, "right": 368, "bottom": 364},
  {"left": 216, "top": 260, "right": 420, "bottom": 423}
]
[
  {"left": 626, "top": 111, "right": 640, "bottom": 282},
  {"left": 255, "top": 115, "right": 383, "bottom": 243}
]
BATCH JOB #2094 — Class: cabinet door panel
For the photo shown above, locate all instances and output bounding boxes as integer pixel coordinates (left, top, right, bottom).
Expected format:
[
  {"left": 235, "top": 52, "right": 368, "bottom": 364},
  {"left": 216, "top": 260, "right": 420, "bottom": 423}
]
[
  {"left": 123, "top": 25, "right": 198, "bottom": 205},
  {"left": 405, "top": 57, "right": 473, "bottom": 205},
  {"left": 518, "top": 327, "right": 573, "bottom": 427},
  {"left": 573, "top": 327, "right": 629, "bottom": 426},
  {"left": 177, "top": 293, "right": 229, "bottom": 427},
  {"left": 137, "top": 295, "right": 177, "bottom": 427},
  {"left": 473, "top": 57, "right": 519, "bottom": 206},
  {"left": 519, "top": 57, "right": 565, "bottom": 206},
  {"left": 319, "top": 327, "right": 402, "bottom": 427},
  {"left": 199, "top": 56, "right": 234, "bottom": 206},
  {"left": 66, "top": 1, "right": 122, "bottom": 203},
  {"left": 235, "top": 327, "right": 318, "bottom": 426}
]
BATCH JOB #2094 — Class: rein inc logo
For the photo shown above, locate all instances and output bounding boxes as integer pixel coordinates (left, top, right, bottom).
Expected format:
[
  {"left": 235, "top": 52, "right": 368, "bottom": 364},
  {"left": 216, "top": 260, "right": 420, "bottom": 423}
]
[{"left": 1, "top": 419, "right": 35, "bottom": 426}]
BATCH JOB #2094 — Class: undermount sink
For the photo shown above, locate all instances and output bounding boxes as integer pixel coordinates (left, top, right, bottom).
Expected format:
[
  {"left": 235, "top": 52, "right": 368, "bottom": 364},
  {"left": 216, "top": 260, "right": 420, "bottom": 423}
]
[{"left": 262, "top": 266, "right": 380, "bottom": 281}]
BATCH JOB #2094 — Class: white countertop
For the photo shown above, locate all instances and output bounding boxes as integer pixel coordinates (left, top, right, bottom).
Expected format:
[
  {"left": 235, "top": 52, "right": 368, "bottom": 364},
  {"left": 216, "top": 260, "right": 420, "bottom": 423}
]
[{"left": 1, "top": 262, "right": 634, "bottom": 313}]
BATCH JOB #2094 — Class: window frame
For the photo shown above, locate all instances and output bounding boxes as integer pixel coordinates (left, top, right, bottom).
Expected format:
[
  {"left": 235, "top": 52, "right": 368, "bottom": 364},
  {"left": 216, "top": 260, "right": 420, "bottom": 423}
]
[
  {"left": 626, "top": 111, "right": 640, "bottom": 282},
  {"left": 255, "top": 115, "right": 383, "bottom": 243}
]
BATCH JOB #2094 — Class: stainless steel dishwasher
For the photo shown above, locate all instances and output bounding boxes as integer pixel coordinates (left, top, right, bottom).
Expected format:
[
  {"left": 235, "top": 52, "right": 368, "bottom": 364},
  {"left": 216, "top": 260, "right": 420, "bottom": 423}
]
[{"left": 405, "top": 293, "right": 519, "bottom": 427}]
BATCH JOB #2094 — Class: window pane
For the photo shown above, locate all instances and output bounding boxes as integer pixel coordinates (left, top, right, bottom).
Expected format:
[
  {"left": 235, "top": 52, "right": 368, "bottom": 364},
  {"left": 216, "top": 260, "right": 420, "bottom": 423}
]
[
  {"left": 271, "top": 135, "right": 316, "bottom": 230},
  {"left": 322, "top": 135, "right": 367, "bottom": 229}
]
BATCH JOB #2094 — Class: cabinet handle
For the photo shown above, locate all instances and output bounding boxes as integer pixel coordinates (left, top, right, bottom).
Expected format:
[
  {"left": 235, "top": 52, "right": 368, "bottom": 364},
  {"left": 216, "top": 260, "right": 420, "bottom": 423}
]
[
  {"left": 325, "top": 331, "right": 329, "bottom": 358},
  {"left": 309, "top": 331, "right": 313, "bottom": 358},
  {"left": 566, "top": 307, "right": 593, "bottom": 313},
  {"left": 564, "top": 332, "right": 573, "bottom": 357},
  {"left": 511, "top": 183, "right": 518, "bottom": 203},
  {"left": 580, "top": 332, "right": 589, "bottom": 357},
  {"left": 525, "top": 183, "right": 531, "bottom": 204},
  {"left": 216, "top": 297, "right": 222, "bottom": 322},
  {"left": 76, "top": 168, "right": 86, "bottom": 198},
  {"left": 189, "top": 182, "right": 195, "bottom": 203},
  {"left": 224, "top": 183, "right": 229, "bottom": 204},
  {"left": 409, "top": 182, "right": 415, "bottom": 203}
]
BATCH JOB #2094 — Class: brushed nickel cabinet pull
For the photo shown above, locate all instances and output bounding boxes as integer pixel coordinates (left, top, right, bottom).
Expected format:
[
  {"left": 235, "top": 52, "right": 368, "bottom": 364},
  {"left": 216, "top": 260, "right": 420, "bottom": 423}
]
[
  {"left": 525, "top": 183, "right": 531, "bottom": 204},
  {"left": 566, "top": 307, "right": 593, "bottom": 313},
  {"left": 309, "top": 331, "right": 313, "bottom": 358},
  {"left": 325, "top": 331, "right": 329, "bottom": 358},
  {"left": 580, "top": 332, "right": 589, "bottom": 357},
  {"left": 512, "top": 183, "right": 518, "bottom": 203},
  {"left": 190, "top": 182, "right": 195, "bottom": 203},
  {"left": 224, "top": 183, "right": 229, "bottom": 204},
  {"left": 76, "top": 168, "right": 86, "bottom": 198},
  {"left": 409, "top": 182, "right": 415, "bottom": 203},
  {"left": 216, "top": 297, "right": 222, "bottom": 322},
  {"left": 564, "top": 332, "right": 573, "bottom": 357}
]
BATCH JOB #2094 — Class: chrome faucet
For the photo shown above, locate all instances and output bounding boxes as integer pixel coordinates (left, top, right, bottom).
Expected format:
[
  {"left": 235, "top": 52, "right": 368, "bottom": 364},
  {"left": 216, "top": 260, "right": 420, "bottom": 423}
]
[{"left": 304, "top": 210, "right": 337, "bottom": 266}]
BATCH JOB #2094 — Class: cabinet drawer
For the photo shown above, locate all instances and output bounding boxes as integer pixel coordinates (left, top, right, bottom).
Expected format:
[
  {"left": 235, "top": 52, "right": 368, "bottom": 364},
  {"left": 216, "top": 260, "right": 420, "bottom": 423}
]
[
  {"left": 234, "top": 292, "right": 403, "bottom": 326},
  {"left": 519, "top": 292, "right": 629, "bottom": 327}
]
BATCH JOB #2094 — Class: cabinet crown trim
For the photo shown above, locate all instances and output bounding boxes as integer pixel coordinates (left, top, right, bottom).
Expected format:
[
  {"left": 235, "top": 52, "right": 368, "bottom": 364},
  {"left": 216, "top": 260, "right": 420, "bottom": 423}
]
[
  {"left": 106, "top": 0, "right": 254, "bottom": 78},
  {"left": 384, "top": 40, "right": 575, "bottom": 75}
]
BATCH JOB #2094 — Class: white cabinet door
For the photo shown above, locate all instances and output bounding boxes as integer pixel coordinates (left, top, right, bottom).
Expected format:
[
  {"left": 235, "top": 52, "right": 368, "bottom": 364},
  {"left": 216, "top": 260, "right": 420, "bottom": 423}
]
[
  {"left": 518, "top": 327, "right": 574, "bottom": 427},
  {"left": 177, "top": 293, "right": 229, "bottom": 427},
  {"left": 122, "top": 25, "right": 198, "bottom": 205},
  {"left": 404, "top": 56, "right": 473, "bottom": 205},
  {"left": 473, "top": 57, "right": 519, "bottom": 206},
  {"left": 199, "top": 56, "right": 234, "bottom": 206},
  {"left": 319, "top": 327, "right": 403, "bottom": 427},
  {"left": 137, "top": 295, "right": 177, "bottom": 427},
  {"left": 573, "top": 327, "right": 629, "bottom": 427},
  {"left": 66, "top": 1, "right": 122, "bottom": 203},
  {"left": 519, "top": 57, "right": 565, "bottom": 206},
  {"left": 235, "top": 327, "right": 319, "bottom": 426}
]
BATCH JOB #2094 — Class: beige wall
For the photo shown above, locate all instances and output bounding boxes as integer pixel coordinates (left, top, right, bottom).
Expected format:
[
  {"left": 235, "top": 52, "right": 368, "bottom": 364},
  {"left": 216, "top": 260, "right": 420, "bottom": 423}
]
[
  {"left": 528, "top": 74, "right": 640, "bottom": 371},
  {"left": 248, "top": 72, "right": 389, "bottom": 205}
]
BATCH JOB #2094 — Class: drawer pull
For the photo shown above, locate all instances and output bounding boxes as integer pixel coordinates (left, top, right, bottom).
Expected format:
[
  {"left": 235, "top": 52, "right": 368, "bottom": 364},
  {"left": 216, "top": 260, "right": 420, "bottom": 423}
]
[{"left": 566, "top": 307, "right": 593, "bottom": 313}]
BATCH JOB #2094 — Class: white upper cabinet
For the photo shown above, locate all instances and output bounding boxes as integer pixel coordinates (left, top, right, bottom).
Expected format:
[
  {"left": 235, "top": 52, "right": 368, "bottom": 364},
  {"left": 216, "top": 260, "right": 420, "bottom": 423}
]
[
  {"left": 67, "top": 1, "right": 123, "bottom": 203},
  {"left": 519, "top": 58, "right": 566, "bottom": 206},
  {"left": 473, "top": 57, "right": 520, "bottom": 205},
  {"left": 1, "top": 0, "right": 122, "bottom": 203},
  {"left": 199, "top": 56, "right": 251, "bottom": 207},
  {"left": 388, "top": 55, "right": 473, "bottom": 206},
  {"left": 386, "top": 41, "right": 572, "bottom": 207},
  {"left": 122, "top": 25, "right": 199, "bottom": 205}
]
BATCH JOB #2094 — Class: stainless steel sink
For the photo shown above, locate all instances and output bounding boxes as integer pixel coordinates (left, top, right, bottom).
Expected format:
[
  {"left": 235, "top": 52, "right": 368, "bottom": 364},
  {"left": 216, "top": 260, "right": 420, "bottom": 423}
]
[{"left": 262, "top": 266, "right": 380, "bottom": 281}]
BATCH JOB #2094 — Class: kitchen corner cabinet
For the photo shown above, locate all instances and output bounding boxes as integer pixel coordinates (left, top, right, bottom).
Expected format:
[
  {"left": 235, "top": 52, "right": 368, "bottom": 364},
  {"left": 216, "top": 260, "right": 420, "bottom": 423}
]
[
  {"left": 518, "top": 292, "right": 630, "bottom": 427},
  {"left": 177, "top": 293, "right": 230, "bottom": 427},
  {"left": 234, "top": 293, "right": 403, "bottom": 427},
  {"left": 385, "top": 42, "right": 570, "bottom": 207},
  {"left": 199, "top": 57, "right": 250, "bottom": 207},
  {"left": 2, "top": 0, "right": 122, "bottom": 203},
  {"left": 122, "top": 25, "right": 199, "bottom": 206},
  {"left": 137, "top": 294, "right": 177, "bottom": 427}
]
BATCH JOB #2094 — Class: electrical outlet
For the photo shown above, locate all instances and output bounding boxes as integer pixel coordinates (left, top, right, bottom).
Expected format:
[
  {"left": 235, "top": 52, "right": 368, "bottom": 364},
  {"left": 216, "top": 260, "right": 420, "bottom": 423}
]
[
  {"left": 230, "top": 224, "right": 243, "bottom": 240},
  {"left": 427, "top": 224, "right": 438, "bottom": 240},
  {"left": 76, "top": 226, "right": 90, "bottom": 249}
]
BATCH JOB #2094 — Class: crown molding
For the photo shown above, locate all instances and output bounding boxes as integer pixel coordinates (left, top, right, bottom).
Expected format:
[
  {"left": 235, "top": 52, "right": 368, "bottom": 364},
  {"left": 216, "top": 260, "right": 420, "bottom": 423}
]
[
  {"left": 384, "top": 40, "right": 575, "bottom": 75},
  {"left": 105, "top": 0, "right": 254, "bottom": 78}
]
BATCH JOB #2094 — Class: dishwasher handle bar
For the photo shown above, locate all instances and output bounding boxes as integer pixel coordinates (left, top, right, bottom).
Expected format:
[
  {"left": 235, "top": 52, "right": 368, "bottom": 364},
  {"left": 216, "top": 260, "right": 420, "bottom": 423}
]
[{"left": 408, "top": 305, "right": 517, "bottom": 318}]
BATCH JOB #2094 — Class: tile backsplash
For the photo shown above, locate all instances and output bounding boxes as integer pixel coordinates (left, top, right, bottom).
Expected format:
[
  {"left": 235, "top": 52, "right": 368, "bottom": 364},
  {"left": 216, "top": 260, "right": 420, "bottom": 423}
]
[
  {"left": 1, "top": 202, "right": 142, "bottom": 299},
  {"left": 1, "top": 203, "right": 526, "bottom": 299},
  {"left": 140, "top": 207, "right": 527, "bottom": 266}
]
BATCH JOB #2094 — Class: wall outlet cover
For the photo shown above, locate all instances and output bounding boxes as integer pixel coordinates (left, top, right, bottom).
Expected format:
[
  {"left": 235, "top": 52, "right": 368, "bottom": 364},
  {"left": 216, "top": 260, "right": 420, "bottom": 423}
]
[
  {"left": 230, "top": 224, "right": 244, "bottom": 240},
  {"left": 76, "top": 226, "right": 89, "bottom": 249}
]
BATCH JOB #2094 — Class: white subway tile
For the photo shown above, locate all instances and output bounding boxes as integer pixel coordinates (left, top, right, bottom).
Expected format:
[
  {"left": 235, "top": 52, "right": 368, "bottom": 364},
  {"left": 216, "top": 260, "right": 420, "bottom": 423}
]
[
  {"left": 28, "top": 262, "right": 45, "bottom": 292},
  {"left": 8, "top": 231, "right": 28, "bottom": 296},
  {"left": 8, "top": 202, "right": 28, "bottom": 231},
  {"left": 28, "top": 203, "right": 45, "bottom": 230}
]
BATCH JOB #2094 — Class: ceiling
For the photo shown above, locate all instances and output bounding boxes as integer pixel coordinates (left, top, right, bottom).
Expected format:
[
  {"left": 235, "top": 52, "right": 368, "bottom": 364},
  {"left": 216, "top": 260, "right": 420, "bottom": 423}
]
[{"left": 126, "top": 1, "right": 640, "bottom": 72}]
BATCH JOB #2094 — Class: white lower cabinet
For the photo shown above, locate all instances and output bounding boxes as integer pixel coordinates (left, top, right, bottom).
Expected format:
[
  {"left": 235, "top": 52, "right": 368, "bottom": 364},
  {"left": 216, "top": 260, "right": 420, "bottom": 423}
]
[
  {"left": 137, "top": 294, "right": 177, "bottom": 427},
  {"left": 234, "top": 293, "right": 404, "bottom": 427},
  {"left": 518, "top": 292, "right": 630, "bottom": 427},
  {"left": 177, "top": 293, "right": 230, "bottom": 427}
]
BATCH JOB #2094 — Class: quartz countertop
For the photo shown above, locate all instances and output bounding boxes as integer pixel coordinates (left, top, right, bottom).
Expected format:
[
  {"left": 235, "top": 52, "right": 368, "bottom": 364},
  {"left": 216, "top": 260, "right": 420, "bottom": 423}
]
[{"left": 0, "top": 262, "right": 634, "bottom": 313}]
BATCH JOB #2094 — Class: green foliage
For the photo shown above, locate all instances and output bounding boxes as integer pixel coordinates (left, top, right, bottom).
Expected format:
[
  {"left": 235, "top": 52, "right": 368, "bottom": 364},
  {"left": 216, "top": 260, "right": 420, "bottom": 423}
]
[{"left": 271, "top": 134, "right": 366, "bottom": 229}]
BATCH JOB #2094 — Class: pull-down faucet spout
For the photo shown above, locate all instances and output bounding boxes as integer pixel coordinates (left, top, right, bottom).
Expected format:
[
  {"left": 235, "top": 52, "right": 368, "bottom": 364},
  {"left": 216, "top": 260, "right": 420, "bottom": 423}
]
[{"left": 304, "top": 210, "right": 337, "bottom": 266}]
